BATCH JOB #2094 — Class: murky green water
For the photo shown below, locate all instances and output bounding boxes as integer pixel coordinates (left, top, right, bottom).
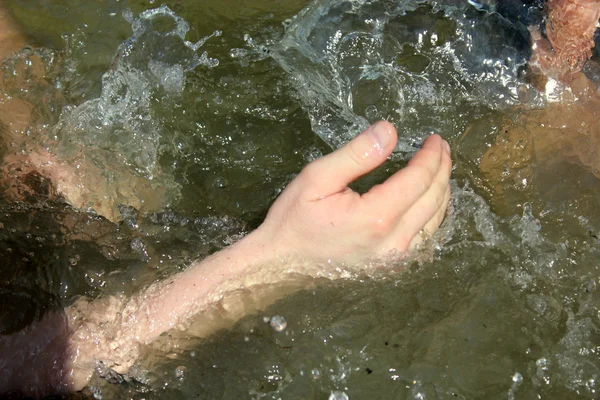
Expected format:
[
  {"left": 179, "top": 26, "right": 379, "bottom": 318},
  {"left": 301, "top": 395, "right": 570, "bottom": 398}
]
[{"left": 2, "top": 0, "right": 600, "bottom": 398}]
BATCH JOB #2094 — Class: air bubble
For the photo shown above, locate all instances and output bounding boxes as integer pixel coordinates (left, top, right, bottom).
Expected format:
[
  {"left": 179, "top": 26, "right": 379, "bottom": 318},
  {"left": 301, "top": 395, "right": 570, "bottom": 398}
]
[
  {"left": 130, "top": 237, "right": 145, "bottom": 252},
  {"left": 536, "top": 358, "right": 549, "bottom": 370},
  {"left": 214, "top": 177, "right": 228, "bottom": 188},
  {"left": 175, "top": 365, "right": 186, "bottom": 379},
  {"left": 365, "top": 104, "right": 378, "bottom": 120},
  {"left": 311, "top": 368, "right": 321, "bottom": 380},
  {"left": 269, "top": 315, "right": 287, "bottom": 332},
  {"left": 69, "top": 255, "right": 80, "bottom": 266}
]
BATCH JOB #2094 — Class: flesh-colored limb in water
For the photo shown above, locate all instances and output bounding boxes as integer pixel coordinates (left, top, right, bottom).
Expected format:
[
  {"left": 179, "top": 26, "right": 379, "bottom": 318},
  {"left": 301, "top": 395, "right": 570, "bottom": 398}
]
[
  {"left": 0, "top": 122, "right": 452, "bottom": 397},
  {"left": 530, "top": 0, "right": 600, "bottom": 80}
]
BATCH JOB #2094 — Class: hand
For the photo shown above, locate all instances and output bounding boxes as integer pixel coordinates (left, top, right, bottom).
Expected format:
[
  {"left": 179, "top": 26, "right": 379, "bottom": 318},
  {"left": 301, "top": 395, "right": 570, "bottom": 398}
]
[{"left": 256, "top": 121, "right": 452, "bottom": 264}]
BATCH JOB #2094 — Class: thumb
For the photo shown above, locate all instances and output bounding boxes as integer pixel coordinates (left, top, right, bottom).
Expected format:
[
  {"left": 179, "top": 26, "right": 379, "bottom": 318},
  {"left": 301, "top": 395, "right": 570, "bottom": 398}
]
[{"left": 300, "top": 121, "right": 397, "bottom": 200}]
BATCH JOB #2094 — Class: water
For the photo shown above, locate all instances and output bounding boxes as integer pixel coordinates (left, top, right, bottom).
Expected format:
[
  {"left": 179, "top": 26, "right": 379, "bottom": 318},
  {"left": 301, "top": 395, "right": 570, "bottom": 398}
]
[
  {"left": 273, "top": 0, "right": 536, "bottom": 152},
  {"left": 1, "top": 0, "right": 600, "bottom": 398}
]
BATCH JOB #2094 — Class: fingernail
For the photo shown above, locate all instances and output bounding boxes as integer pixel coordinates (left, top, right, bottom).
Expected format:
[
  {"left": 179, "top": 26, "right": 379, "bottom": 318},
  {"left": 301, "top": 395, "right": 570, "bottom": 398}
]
[
  {"left": 442, "top": 139, "right": 451, "bottom": 155},
  {"left": 369, "top": 121, "right": 391, "bottom": 150}
]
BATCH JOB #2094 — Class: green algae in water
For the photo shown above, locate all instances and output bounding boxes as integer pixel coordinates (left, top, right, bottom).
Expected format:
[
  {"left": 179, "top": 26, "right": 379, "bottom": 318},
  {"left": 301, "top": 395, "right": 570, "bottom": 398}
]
[{"left": 1, "top": 0, "right": 600, "bottom": 398}]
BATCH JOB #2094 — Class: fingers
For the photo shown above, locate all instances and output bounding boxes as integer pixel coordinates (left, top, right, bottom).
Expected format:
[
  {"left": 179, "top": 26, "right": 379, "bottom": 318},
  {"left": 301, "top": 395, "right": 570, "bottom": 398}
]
[
  {"left": 423, "top": 183, "right": 452, "bottom": 235},
  {"left": 299, "top": 121, "right": 398, "bottom": 200},
  {"left": 395, "top": 140, "right": 452, "bottom": 250},
  {"left": 359, "top": 134, "right": 451, "bottom": 252},
  {"left": 362, "top": 134, "right": 447, "bottom": 216},
  {"left": 406, "top": 181, "right": 452, "bottom": 250}
]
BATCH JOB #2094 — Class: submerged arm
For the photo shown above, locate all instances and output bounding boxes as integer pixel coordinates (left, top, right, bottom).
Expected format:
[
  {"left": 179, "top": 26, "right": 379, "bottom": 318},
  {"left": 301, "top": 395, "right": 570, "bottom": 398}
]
[{"left": 3, "top": 121, "right": 452, "bottom": 396}]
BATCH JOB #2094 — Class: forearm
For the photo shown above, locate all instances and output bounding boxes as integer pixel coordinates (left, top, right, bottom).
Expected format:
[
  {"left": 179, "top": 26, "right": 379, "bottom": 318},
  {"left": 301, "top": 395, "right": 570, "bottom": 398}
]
[
  {"left": 0, "top": 232, "right": 290, "bottom": 397},
  {"left": 65, "top": 227, "right": 315, "bottom": 385},
  {"left": 122, "top": 228, "right": 287, "bottom": 345}
]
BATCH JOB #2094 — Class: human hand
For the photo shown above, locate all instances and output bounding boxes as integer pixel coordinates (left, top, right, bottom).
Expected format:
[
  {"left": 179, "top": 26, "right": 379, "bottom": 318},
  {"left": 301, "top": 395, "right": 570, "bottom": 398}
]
[{"left": 256, "top": 121, "right": 452, "bottom": 264}]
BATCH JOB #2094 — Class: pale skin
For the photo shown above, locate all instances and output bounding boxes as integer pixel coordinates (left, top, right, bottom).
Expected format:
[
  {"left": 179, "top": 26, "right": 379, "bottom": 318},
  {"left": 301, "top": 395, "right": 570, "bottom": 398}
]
[{"left": 0, "top": 10, "right": 452, "bottom": 398}]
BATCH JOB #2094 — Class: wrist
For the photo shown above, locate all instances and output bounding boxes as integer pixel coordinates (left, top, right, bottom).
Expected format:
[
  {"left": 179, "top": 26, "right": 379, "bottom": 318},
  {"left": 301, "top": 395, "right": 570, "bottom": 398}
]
[
  {"left": 230, "top": 224, "right": 296, "bottom": 266},
  {"left": 179, "top": 225, "right": 295, "bottom": 301}
]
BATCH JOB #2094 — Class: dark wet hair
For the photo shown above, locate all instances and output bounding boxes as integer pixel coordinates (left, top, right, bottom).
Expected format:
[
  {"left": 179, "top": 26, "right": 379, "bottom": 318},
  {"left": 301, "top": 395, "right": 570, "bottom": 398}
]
[
  {"left": 0, "top": 389, "right": 71, "bottom": 400},
  {"left": 0, "top": 284, "right": 61, "bottom": 335}
]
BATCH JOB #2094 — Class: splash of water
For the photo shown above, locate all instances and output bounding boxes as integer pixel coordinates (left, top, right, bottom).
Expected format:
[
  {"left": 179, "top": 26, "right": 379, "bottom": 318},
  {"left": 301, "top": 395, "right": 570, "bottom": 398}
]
[
  {"left": 50, "top": 5, "right": 221, "bottom": 218},
  {"left": 272, "top": 0, "right": 533, "bottom": 155}
]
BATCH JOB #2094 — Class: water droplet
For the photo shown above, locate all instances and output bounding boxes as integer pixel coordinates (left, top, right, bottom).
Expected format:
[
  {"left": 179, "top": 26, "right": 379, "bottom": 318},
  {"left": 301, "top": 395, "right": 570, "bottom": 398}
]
[
  {"left": 328, "top": 391, "right": 349, "bottom": 400},
  {"left": 311, "top": 368, "right": 320, "bottom": 380},
  {"left": 536, "top": 358, "right": 548, "bottom": 370},
  {"left": 269, "top": 315, "right": 287, "bottom": 332},
  {"left": 512, "top": 372, "right": 523, "bottom": 384},
  {"left": 175, "top": 365, "right": 186, "bottom": 379},
  {"left": 90, "top": 385, "right": 103, "bottom": 400}
]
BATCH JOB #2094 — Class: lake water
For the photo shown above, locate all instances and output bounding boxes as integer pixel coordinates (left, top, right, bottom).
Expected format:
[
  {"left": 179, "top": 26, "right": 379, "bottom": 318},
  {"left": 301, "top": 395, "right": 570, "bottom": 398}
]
[{"left": 2, "top": 0, "right": 600, "bottom": 398}]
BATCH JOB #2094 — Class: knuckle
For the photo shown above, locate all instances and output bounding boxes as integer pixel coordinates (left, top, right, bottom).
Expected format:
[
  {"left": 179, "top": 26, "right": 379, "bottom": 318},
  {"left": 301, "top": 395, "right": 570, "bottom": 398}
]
[{"left": 368, "top": 215, "right": 394, "bottom": 237}]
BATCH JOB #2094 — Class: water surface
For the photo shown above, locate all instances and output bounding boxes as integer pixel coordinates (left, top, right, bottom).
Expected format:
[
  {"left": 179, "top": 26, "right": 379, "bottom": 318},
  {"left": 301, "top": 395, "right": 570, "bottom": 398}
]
[{"left": 2, "top": 0, "right": 600, "bottom": 398}]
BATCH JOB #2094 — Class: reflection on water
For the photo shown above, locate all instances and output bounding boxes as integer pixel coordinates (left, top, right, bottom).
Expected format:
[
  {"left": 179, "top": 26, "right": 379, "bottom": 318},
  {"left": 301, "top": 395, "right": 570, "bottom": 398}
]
[{"left": 1, "top": 0, "right": 600, "bottom": 398}]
